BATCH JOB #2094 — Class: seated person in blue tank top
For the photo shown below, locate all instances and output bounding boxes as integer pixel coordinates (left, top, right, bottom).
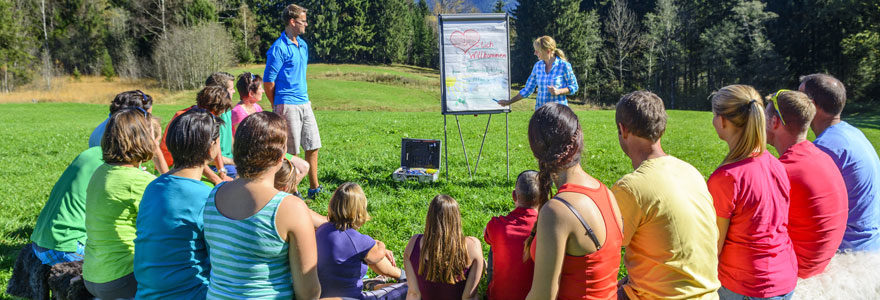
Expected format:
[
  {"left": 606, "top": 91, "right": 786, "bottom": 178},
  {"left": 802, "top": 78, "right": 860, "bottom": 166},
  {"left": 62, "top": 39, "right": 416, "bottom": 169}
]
[
  {"left": 203, "top": 111, "right": 320, "bottom": 299},
  {"left": 134, "top": 108, "right": 223, "bottom": 299},
  {"left": 316, "top": 182, "right": 407, "bottom": 300}
]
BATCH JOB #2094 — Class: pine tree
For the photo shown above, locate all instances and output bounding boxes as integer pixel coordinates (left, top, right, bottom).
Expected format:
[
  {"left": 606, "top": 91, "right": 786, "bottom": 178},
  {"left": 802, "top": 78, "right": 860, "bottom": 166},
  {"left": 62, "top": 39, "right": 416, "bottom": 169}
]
[{"left": 370, "top": 0, "right": 412, "bottom": 63}]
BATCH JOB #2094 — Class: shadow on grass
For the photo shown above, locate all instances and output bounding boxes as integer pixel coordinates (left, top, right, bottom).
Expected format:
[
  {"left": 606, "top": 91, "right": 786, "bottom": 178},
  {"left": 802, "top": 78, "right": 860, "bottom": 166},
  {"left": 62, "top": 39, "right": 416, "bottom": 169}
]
[
  {"left": 1, "top": 225, "right": 33, "bottom": 276},
  {"left": 317, "top": 164, "right": 511, "bottom": 191},
  {"left": 846, "top": 113, "right": 880, "bottom": 131}
]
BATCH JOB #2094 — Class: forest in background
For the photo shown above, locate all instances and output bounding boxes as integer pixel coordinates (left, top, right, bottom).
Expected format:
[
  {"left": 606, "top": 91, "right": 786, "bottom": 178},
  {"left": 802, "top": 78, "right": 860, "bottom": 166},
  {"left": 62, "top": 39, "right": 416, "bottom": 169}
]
[{"left": 1, "top": 0, "right": 878, "bottom": 108}]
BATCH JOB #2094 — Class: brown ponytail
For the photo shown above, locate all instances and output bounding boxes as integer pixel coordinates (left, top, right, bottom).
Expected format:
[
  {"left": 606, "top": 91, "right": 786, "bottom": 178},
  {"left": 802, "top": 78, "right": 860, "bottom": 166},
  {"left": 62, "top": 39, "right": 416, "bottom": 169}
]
[{"left": 523, "top": 103, "right": 584, "bottom": 260}]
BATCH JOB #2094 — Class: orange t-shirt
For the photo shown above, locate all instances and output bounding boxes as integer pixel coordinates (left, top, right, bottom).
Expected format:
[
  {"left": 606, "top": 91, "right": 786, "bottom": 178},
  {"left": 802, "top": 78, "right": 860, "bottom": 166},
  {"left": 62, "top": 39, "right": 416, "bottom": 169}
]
[{"left": 159, "top": 106, "right": 194, "bottom": 166}]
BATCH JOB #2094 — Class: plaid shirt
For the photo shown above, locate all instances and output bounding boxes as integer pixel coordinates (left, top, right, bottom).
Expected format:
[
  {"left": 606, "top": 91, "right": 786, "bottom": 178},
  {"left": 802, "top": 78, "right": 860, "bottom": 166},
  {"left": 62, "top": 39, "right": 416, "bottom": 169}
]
[{"left": 519, "top": 58, "right": 579, "bottom": 110}]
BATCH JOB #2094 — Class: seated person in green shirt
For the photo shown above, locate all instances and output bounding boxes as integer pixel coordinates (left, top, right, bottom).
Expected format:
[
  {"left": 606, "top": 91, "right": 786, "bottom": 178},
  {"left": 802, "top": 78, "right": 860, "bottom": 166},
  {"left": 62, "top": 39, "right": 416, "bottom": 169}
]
[
  {"left": 29, "top": 146, "right": 104, "bottom": 265},
  {"left": 83, "top": 107, "right": 158, "bottom": 300}
]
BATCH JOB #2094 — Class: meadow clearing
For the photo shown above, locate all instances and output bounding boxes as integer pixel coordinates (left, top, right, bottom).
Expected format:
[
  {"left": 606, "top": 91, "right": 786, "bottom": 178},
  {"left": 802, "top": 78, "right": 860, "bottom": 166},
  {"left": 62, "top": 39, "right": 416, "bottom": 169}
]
[{"left": 1, "top": 64, "right": 879, "bottom": 298}]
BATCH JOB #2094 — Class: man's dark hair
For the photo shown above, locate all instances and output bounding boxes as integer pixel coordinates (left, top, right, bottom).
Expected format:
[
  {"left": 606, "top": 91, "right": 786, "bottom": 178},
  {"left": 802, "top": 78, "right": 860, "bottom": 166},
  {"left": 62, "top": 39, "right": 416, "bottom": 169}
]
[
  {"left": 166, "top": 108, "right": 223, "bottom": 169},
  {"left": 799, "top": 73, "right": 847, "bottom": 116},
  {"left": 515, "top": 170, "right": 540, "bottom": 207},
  {"left": 615, "top": 90, "right": 667, "bottom": 142},
  {"left": 109, "top": 90, "right": 153, "bottom": 114},
  {"left": 196, "top": 85, "right": 233, "bottom": 115},
  {"left": 205, "top": 72, "right": 235, "bottom": 89}
]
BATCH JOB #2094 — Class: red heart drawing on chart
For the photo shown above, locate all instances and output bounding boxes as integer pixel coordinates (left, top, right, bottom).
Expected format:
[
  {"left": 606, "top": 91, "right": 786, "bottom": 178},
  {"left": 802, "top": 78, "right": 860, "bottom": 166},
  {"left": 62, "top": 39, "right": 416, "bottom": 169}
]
[{"left": 450, "top": 30, "right": 480, "bottom": 54}]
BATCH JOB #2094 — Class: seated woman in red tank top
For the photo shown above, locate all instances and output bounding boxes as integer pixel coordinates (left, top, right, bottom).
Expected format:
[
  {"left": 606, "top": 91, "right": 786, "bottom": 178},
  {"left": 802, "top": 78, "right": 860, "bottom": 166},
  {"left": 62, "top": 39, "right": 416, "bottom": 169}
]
[
  {"left": 404, "top": 194, "right": 484, "bottom": 300},
  {"left": 524, "top": 103, "right": 624, "bottom": 300}
]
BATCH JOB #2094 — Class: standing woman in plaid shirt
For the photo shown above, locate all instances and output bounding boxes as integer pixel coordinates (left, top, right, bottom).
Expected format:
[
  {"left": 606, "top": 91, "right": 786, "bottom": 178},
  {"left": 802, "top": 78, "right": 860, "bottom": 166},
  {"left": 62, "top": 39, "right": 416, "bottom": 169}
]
[{"left": 498, "top": 36, "right": 579, "bottom": 110}]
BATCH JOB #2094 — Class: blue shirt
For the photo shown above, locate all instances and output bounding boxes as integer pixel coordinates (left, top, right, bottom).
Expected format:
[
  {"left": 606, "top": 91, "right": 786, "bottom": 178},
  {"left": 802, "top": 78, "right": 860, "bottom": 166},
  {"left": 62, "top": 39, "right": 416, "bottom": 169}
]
[
  {"left": 316, "top": 222, "right": 376, "bottom": 299},
  {"left": 814, "top": 121, "right": 880, "bottom": 251},
  {"left": 88, "top": 117, "right": 110, "bottom": 147},
  {"left": 518, "top": 58, "right": 578, "bottom": 110},
  {"left": 134, "top": 174, "right": 212, "bottom": 299},
  {"left": 264, "top": 34, "right": 309, "bottom": 105}
]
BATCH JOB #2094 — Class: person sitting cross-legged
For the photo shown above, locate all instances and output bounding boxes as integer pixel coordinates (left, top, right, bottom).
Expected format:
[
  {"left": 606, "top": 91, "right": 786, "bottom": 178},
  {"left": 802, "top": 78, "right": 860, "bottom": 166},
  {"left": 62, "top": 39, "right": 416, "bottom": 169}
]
[
  {"left": 613, "top": 90, "right": 721, "bottom": 299},
  {"left": 316, "top": 182, "right": 407, "bottom": 300},
  {"left": 484, "top": 170, "right": 539, "bottom": 300}
]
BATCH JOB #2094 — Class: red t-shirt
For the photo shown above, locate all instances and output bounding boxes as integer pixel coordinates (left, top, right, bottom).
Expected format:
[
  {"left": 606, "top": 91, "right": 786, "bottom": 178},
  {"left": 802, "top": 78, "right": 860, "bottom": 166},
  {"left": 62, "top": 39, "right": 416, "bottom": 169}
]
[
  {"left": 779, "top": 141, "right": 848, "bottom": 278},
  {"left": 159, "top": 106, "right": 194, "bottom": 166},
  {"left": 708, "top": 151, "right": 797, "bottom": 297},
  {"left": 484, "top": 206, "right": 538, "bottom": 300}
]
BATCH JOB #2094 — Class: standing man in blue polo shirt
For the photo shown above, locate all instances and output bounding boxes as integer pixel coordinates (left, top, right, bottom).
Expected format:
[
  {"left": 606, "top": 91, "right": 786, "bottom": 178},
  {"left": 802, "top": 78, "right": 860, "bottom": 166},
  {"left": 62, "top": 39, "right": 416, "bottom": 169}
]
[{"left": 264, "top": 3, "right": 322, "bottom": 198}]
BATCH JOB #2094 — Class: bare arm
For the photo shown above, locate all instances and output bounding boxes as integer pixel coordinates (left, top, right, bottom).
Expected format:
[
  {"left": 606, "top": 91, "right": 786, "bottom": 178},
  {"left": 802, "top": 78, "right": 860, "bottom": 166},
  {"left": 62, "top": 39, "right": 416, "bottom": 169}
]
[
  {"left": 404, "top": 235, "right": 421, "bottom": 300},
  {"left": 280, "top": 195, "right": 321, "bottom": 300},
  {"left": 461, "top": 237, "right": 483, "bottom": 300},
  {"left": 496, "top": 94, "right": 523, "bottom": 106},
  {"left": 525, "top": 205, "right": 569, "bottom": 300},
  {"left": 265, "top": 82, "right": 276, "bottom": 107},
  {"left": 151, "top": 142, "right": 169, "bottom": 174},
  {"left": 365, "top": 240, "right": 401, "bottom": 278},
  {"left": 308, "top": 209, "right": 328, "bottom": 229},
  {"left": 716, "top": 216, "right": 730, "bottom": 255}
]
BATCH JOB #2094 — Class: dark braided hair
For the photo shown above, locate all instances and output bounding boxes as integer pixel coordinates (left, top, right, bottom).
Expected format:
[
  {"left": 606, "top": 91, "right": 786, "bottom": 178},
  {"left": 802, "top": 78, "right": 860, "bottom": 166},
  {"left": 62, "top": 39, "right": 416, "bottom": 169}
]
[{"left": 523, "top": 103, "right": 584, "bottom": 259}]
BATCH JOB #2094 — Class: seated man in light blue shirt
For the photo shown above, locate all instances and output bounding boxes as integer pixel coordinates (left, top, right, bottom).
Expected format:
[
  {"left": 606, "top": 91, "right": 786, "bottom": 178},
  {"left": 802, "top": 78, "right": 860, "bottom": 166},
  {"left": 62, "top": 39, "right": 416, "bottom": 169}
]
[
  {"left": 263, "top": 4, "right": 323, "bottom": 199},
  {"left": 800, "top": 73, "right": 880, "bottom": 251}
]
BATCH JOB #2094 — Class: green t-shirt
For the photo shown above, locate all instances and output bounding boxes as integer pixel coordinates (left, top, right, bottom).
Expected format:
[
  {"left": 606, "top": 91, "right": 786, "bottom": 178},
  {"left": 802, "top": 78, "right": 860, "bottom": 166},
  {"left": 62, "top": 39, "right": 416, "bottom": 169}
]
[
  {"left": 31, "top": 147, "right": 104, "bottom": 252},
  {"left": 220, "top": 110, "right": 233, "bottom": 159},
  {"left": 83, "top": 163, "right": 156, "bottom": 283}
]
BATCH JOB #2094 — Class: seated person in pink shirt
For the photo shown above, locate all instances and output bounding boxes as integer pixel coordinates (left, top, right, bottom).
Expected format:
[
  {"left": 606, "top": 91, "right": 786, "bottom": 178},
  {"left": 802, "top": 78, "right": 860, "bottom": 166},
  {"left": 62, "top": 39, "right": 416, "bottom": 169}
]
[
  {"left": 709, "top": 84, "right": 797, "bottom": 300},
  {"left": 231, "top": 72, "right": 265, "bottom": 134},
  {"left": 483, "top": 170, "right": 539, "bottom": 300},
  {"left": 764, "top": 89, "right": 847, "bottom": 278}
]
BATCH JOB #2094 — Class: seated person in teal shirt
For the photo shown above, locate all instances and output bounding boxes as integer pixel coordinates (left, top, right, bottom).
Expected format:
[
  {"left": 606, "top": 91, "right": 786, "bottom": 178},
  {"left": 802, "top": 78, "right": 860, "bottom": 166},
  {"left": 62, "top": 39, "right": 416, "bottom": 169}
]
[
  {"left": 30, "top": 146, "right": 104, "bottom": 265},
  {"left": 134, "top": 108, "right": 223, "bottom": 299}
]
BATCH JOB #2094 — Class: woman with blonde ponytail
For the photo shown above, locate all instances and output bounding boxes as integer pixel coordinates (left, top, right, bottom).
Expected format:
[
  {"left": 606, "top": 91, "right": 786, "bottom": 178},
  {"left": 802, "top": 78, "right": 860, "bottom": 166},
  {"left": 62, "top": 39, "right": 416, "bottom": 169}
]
[
  {"left": 708, "top": 85, "right": 797, "bottom": 300},
  {"left": 497, "top": 36, "right": 579, "bottom": 110},
  {"left": 524, "top": 103, "right": 622, "bottom": 300}
]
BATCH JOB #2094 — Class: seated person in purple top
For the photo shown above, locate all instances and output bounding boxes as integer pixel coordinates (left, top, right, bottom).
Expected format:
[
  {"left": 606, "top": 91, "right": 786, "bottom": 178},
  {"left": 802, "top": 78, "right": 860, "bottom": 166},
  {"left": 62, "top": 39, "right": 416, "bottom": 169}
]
[
  {"left": 405, "top": 194, "right": 483, "bottom": 300},
  {"left": 799, "top": 73, "right": 880, "bottom": 252},
  {"left": 273, "top": 156, "right": 326, "bottom": 229},
  {"left": 483, "top": 170, "right": 539, "bottom": 300},
  {"left": 315, "top": 182, "right": 406, "bottom": 300}
]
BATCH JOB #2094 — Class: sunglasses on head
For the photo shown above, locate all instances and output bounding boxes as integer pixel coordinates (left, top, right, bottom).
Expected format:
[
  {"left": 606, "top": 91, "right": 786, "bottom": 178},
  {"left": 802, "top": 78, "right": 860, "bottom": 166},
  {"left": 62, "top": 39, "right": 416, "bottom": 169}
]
[{"left": 769, "top": 89, "right": 790, "bottom": 125}]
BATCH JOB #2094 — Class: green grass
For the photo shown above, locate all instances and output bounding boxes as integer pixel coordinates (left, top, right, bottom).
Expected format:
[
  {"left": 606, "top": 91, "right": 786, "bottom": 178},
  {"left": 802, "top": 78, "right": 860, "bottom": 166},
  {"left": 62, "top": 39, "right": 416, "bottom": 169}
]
[{"left": 2, "top": 64, "right": 880, "bottom": 298}]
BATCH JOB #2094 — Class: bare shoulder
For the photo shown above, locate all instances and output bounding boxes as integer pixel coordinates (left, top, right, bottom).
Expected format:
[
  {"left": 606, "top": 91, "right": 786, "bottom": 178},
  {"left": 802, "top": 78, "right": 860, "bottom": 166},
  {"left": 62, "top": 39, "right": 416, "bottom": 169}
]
[{"left": 404, "top": 234, "right": 420, "bottom": 256}]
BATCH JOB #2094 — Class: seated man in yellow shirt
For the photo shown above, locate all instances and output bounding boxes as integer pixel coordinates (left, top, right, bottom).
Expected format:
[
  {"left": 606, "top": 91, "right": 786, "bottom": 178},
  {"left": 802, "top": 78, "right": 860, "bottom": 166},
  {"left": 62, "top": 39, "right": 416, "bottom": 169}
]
[{"left": 612, "top": 91, "right": 721, "bottom": 299}]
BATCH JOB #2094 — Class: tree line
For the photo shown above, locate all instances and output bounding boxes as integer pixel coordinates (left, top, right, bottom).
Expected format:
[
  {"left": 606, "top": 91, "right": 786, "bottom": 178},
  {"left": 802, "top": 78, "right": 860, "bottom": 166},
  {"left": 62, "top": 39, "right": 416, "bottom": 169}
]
[{"left": 1, "top": 0, "right": 878, "bottom": 109}]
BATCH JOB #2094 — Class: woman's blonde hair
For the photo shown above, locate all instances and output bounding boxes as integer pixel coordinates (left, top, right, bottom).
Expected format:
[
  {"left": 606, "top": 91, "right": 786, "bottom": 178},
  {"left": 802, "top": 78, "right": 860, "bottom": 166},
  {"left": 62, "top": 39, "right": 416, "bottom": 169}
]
[
  {"left": 328, "top": 182, "right": 371, "bottom": 231},
  {"left": 273, "top": 157, "right": 296, "bottom": 192},
  {"left": 711, "top": 84, "right": 766, "bottom": 165},
  {"left": 533, "top": 36, "right": 566, "bottom": 61},
  {"left": 420, "top": 194, "right": 469, "bottom": 284}
]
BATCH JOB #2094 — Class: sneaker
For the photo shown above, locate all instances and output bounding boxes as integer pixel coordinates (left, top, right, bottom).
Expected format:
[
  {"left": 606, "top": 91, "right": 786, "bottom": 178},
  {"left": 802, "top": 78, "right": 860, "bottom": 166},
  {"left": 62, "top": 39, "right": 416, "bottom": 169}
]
[
  {"left": 292, "top": 191, "right": 303, "bottom": 199},
  {"left": 307, "top": 185, "right": 323, "bottom": 199}
]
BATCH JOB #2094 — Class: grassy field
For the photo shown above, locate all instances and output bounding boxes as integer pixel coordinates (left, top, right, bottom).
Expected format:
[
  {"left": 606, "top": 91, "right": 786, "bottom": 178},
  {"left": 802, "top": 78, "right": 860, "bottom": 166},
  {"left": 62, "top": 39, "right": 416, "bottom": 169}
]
[{"left": 1, "top": 64, "right": 879, "bottom": 298}]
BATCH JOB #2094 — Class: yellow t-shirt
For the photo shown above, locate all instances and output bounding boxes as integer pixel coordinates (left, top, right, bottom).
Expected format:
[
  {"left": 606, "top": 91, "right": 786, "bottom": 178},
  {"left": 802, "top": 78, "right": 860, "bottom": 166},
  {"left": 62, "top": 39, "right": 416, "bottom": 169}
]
[{"left": 612, "top": 156, "right": 720, "bottom": 299}]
